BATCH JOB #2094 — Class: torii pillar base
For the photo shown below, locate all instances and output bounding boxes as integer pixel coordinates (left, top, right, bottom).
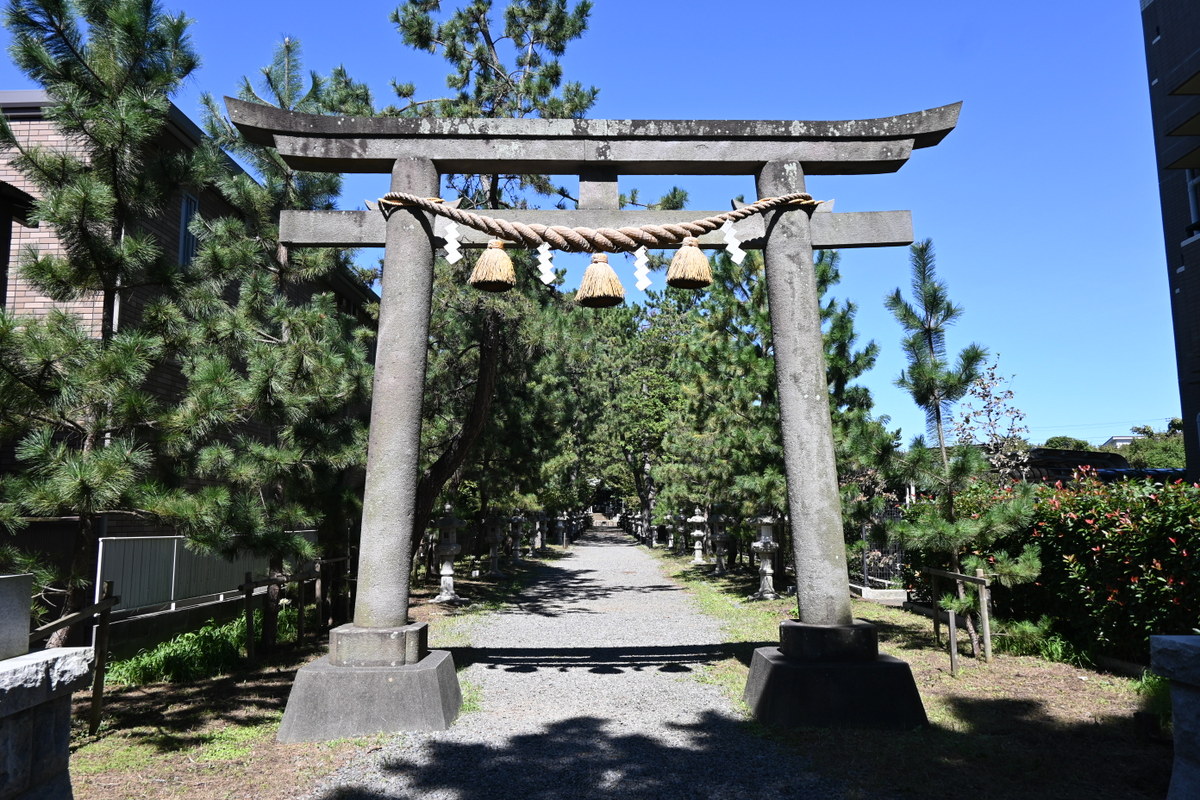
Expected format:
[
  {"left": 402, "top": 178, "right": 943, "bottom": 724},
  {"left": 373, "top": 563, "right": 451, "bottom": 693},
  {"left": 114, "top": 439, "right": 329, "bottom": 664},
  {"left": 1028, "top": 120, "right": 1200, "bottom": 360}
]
[
  {"left": 743, "top": 620, "right": 927, "bottom": 731},
  {"left": 277, "top": 623, "right": 461, "bottom": 742}
]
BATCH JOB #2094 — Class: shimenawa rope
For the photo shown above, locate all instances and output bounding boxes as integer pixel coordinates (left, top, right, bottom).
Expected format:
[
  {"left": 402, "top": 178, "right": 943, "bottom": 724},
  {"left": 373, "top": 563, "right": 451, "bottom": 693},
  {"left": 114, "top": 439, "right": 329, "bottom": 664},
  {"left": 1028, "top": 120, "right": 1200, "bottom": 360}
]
[{"left": 376, "top": 191, "right": 819, "bottom": 253}]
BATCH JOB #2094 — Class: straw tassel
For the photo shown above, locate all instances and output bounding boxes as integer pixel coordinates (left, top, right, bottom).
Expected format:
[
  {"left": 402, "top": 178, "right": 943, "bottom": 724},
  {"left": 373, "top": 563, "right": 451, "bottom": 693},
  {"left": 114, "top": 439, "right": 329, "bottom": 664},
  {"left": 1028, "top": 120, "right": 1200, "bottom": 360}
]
[
  {"left": 575, "top": 252, "right": 624, "bottom": 308},
  {"left": 468, "top": 239, "right": 516, "bottom": 292},
  {"left": 666, "top": 236, "right": 712, "bottom": 289}
]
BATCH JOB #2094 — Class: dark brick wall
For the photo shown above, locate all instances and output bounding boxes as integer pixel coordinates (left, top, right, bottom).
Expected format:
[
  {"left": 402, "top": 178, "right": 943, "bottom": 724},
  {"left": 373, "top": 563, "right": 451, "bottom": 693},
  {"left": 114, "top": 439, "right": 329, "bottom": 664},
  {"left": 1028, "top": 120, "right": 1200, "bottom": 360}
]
[
  {"left": 0, "top": 98, "right": 377, "bottom": 545},
  {"left": 1142, "top": 0, "right": 1200, "bottom": 480}
]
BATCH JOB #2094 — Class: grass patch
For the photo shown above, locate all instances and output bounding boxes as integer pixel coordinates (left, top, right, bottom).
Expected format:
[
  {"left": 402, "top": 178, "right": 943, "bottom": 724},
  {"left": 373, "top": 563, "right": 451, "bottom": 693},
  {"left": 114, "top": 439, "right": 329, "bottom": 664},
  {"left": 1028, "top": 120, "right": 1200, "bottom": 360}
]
[
  {"left": 194, "top": 718, "right": 278, "bottom": 762},
  {"left": 106, "top": 607, "right": 309, "bottom": 685},
  {"left": 459, "top": 676, "right": 483, "bottom": 714},
  {"left": 69, "top": 734, "right": 158, "bottom": 776}
]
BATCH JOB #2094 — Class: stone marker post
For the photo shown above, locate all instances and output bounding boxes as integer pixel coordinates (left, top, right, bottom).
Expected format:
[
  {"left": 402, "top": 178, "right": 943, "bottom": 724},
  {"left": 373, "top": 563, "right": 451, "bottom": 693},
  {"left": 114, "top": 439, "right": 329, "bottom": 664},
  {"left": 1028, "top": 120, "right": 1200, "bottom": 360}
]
[
  {"left": 712, "top": 514, "right": 730, "bottom": 576},
  {"left": 431, "top": 504, "right": 465, "bottom": 605},
  {"left": 0, "top": 574, "right": 93, "bottom": 800},
  {"left": 488, "top": 517, "right": 505, "bottom": 577},
  {"left": 509, "top": 516, "right": 523, "bottom": 565},
  {"left": 1152, "top": 635, "right": 1200, "bottom": 799},
  {"left": 689, "top": 509, "right": 707, "bottom": 566},
  {"left": 748, "top": 516, "right": 781, "bottom": 601}
]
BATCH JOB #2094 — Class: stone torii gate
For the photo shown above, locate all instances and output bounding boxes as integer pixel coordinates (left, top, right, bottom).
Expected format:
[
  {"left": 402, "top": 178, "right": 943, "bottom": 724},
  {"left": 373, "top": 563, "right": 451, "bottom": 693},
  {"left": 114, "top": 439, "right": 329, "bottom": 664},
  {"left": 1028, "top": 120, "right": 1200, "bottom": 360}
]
[{"left": 226, "top": 98, "right": 960, "bottom": 741}]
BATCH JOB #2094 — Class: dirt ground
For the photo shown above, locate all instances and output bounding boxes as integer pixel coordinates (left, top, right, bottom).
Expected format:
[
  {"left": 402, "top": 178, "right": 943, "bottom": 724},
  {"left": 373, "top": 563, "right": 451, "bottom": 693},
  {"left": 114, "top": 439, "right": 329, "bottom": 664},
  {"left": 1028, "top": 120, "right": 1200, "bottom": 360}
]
[
  {"left": 67, "top": 554, "right": 1174, "bottom": 800},
  {"left": 68, "top": 569, "right": 504, "bottom": 800}
]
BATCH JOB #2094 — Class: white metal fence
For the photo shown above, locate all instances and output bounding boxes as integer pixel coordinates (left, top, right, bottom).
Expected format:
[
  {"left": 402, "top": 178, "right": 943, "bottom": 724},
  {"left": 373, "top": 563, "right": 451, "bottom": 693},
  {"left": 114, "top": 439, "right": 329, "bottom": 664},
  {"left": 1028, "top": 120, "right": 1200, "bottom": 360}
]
[{"left": 93, "top": 536, "right": 269, "bottom": 615}]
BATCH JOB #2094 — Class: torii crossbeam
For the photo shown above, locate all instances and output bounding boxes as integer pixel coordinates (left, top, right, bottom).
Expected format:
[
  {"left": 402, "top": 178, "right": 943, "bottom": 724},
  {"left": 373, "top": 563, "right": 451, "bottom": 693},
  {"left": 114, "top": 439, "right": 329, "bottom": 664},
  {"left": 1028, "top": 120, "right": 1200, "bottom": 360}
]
[{"left": 227, "top": 98, "right": 960, "bottom": 740}]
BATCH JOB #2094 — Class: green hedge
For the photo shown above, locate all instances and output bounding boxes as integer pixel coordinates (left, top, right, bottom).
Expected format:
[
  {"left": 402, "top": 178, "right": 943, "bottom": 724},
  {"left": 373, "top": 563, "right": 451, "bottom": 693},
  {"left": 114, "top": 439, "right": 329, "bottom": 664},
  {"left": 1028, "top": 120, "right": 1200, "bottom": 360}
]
[{"left": 1003, "top": 474, "right": 1200, "bottom": 661}]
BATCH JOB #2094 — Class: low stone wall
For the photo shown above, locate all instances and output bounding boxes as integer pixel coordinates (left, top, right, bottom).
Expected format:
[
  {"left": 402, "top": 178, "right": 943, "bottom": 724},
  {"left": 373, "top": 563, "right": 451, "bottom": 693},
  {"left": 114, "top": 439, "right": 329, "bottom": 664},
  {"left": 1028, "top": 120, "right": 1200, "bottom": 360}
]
[
  {"left": 1152, "top": 635, "right": 1200, "bottom": 800},
  {"left": 0, "top": 648, "right": 92, "bottom": 800}
]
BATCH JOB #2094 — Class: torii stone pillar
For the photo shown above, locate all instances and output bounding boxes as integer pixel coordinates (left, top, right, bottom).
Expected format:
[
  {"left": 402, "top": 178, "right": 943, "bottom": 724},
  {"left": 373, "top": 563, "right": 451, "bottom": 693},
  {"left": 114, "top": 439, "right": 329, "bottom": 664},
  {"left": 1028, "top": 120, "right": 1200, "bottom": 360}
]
[
  {"left": 276, "top": 158, "right": 462, "bottom": 743},
  {"left": 742, "top": 161, "right": 927, "bottom": 730},
  {"left": 227, "top": 98, "right": 958, "bottom": 739}
]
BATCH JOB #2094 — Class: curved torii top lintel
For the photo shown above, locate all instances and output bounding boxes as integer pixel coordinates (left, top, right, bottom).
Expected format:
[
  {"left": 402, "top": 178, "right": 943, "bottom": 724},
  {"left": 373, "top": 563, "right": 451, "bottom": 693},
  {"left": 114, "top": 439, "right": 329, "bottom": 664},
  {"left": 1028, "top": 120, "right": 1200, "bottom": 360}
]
[{"left": 224, "top": 98, "right": 961, "bottom": 177}]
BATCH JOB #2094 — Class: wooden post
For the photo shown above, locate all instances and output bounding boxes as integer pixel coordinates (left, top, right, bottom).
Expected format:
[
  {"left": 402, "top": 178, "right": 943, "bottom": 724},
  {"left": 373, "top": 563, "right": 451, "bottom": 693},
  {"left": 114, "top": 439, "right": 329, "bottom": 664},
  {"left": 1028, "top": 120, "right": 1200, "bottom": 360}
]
[
  {"left": 931, "top": 574, "right": 941, "bottom": 645},
  {"left": 314, "top": 561, "right": 326, "bottom": 632},
  {"left": 977, "top": 568, "right": 992, "bottom": 663},
  {"left": 87, "top": 581, "right": 113, "bottom": 736},
  {"left": 295, "top": 573, "right": 306, "bottom": 645},
  {"left": 948, "top": 608, "right": 959, "bottom": 676},
  {"left": 242, "top": 572, "right": 256, "bottom": 661}
]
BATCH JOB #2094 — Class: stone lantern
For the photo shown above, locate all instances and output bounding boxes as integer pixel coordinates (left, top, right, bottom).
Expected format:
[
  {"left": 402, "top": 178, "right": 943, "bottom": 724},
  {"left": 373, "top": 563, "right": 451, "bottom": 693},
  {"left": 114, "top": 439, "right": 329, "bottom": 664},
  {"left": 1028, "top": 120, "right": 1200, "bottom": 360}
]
[
  {"left": 431, "top": 504, "right": 465, "bottom": 604},
  {"left": 711, "top": 514, "right": 730, "bottom": 576},
  {"left": 689, "top": 508, "right": 707, "bottom": 566},
  {"left": 747, "top": 516, "right": 781, "bottom": 601},
  {"left": 509, "top": 515, "right": 524, "bottom": 564},
  {"left": 487, "top": 516, "right": 505, "bottom": 577}
]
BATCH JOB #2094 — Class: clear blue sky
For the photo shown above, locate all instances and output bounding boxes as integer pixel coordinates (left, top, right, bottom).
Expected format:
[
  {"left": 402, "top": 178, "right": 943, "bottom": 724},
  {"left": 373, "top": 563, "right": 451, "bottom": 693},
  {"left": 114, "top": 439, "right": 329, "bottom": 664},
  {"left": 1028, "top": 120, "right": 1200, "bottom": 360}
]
[{"left": 0, "top": 1, "right": 1177, "bottom": 447}]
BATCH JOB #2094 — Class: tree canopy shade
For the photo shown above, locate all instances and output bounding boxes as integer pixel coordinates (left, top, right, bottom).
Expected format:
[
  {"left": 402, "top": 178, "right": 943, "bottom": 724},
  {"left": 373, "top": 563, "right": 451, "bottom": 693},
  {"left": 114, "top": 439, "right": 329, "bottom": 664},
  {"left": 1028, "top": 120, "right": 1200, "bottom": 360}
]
[
  {"left": 1042, "top": 435, "right": 1093, "bottom": 451},
  {"left": 1107, "top": 418, "right": 1186, "bottom": 469}
]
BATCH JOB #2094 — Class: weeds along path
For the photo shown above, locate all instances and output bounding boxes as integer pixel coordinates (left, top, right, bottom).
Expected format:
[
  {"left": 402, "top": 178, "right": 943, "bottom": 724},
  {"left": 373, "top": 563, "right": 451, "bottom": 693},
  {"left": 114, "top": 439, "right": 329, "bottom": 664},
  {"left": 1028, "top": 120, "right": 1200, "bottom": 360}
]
[{"left": 305, "top": 526, "right": 841, "bottom": 800}]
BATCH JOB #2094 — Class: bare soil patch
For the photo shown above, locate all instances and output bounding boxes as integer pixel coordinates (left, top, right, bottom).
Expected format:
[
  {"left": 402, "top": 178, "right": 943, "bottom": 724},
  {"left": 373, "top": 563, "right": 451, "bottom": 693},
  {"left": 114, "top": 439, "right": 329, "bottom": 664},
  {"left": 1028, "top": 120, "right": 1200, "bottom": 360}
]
[{"left": 665, "top": 558, "right": 1174, "bottom": 800}]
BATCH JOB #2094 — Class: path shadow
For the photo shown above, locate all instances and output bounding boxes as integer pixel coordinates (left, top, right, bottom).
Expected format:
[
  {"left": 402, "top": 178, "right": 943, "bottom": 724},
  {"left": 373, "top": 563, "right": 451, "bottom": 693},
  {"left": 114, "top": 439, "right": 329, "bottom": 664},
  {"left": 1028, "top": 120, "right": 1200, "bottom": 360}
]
[
  {"left": 451, "top": 642, "right": 765, "bottom": 674},
  {"left": 308, "top": 692, "right": 1172, "bottom": 800},
  {"left": 310, "top": 711, "right": 832, "bottom": 800},
  {"left": 472, "top": 559, "right": 686, "bottom": 620}
]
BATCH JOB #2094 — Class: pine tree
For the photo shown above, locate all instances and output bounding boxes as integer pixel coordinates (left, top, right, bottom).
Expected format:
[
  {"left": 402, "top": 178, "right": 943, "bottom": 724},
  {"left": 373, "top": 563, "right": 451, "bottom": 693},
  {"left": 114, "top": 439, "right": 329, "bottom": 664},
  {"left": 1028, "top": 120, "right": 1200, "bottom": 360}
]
[
  {"left": 386, "top": 0, "right": 598, "bottom": 550},
  {"left": 0, "top": 0, "right": 198, "bottom": 638},
  {"left": 145, "top": 39, "right": 376, "bottom": 648},
  {"left": 885, "top": 239, "right": 986, "bottom": 467},
  {"left": 885, "top": 238, "right": 1036, "bottom": 657},
  {"left": 660, "top": 247, "right": 894, "bottom": 525}
]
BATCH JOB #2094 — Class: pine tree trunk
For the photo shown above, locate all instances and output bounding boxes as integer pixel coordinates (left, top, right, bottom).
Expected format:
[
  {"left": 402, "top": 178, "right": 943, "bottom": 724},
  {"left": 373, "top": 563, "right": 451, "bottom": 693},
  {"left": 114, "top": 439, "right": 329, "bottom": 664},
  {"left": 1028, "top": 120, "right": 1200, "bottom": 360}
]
[
  {"left": 261, "top": 555, "right": 284, "bottom": 651},
  {"left": 411, "top": 310, "right": 502, "bottom": 558},
  {"left": 46, "top": 513, "right": 95, "bottom": 648},
  {"left": 949, "top": 550, "right": 981, "bottom": 658}
]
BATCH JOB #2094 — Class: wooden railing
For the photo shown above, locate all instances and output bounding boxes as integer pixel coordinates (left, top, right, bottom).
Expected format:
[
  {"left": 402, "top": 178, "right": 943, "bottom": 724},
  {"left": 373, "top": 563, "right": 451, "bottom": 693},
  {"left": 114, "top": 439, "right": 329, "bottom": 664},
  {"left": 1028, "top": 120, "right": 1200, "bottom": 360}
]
[
  {"left": 29, "top": 581, "right": 119, "bottom": 735},
  {"left": 238, "top": 557, "right": 350, "bottom": 660},
  {"left": 920, "top": 567, "right": 993, "bottom": 675}
]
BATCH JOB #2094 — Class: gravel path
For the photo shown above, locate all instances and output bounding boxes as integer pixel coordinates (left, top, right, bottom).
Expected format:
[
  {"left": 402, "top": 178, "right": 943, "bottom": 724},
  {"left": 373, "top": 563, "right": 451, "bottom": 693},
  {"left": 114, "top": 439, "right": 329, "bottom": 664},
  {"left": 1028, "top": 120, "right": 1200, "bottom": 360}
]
[{"left": 305, "top": 526, "right": 842, "bottom": 799}]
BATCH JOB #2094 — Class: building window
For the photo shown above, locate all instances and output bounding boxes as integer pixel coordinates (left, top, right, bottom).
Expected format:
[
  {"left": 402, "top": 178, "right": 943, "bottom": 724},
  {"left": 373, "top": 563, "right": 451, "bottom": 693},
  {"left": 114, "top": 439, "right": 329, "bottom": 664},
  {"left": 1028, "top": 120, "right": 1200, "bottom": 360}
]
[
  {"left": 1187, "top": 170, "right": 1200, "bottom": 232},
  {"left": 178, "top": 192, "right": 199, "bottom": 266}
]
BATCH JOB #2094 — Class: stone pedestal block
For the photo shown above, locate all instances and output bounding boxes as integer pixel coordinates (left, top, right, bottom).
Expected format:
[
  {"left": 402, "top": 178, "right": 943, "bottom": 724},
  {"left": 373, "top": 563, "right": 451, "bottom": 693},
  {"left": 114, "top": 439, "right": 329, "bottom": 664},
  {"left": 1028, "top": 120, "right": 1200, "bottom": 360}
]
[
  {"left": 744, "top": 620, "right": 926, "bottom": 731},
  {"left": 0, "top": 575, "right": 32, "bottom": 661},
  {"left": 1152, "top": 635, "right": 1200, "bottom": 800},
  {"left": 779, "top": 619, "right": 878, "bottom": 662},
  {"left": 328, "top": 622, "right": 428, "bottom": 667},
  {"left": 277, "top": 649, "right": 461, "bottom": 742},
  {"left": 1, "top": 648, "right": 92, "bottom": 800}
]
